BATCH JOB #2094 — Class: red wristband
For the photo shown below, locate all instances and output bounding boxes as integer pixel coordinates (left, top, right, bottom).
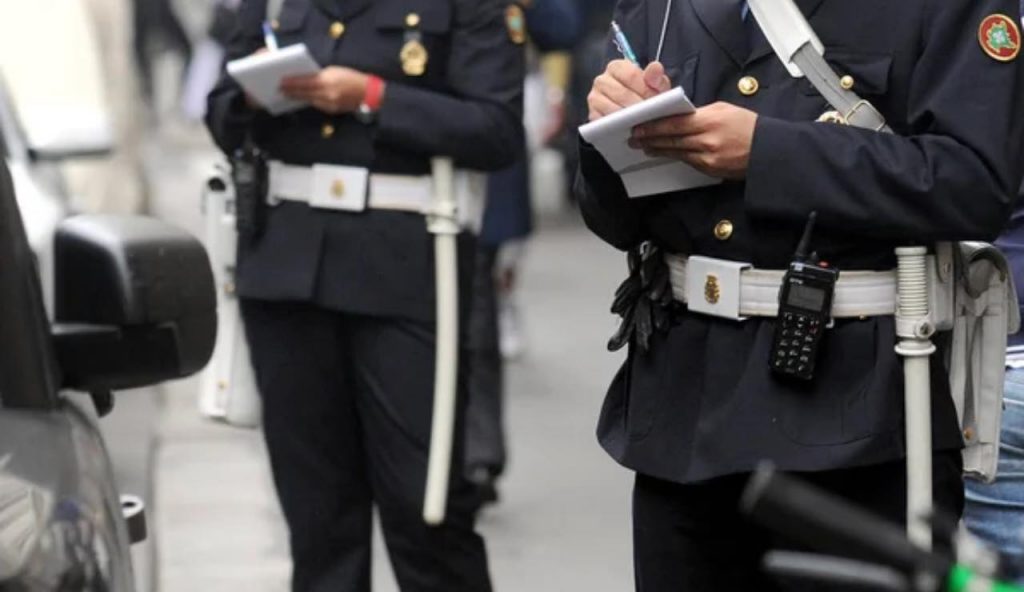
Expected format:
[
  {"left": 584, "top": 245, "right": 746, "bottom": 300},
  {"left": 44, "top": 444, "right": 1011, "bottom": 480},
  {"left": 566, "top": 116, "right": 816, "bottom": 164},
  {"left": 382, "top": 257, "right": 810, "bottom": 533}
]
[{"left": 364, "top": 75, "right": 385, "bottom": 112}]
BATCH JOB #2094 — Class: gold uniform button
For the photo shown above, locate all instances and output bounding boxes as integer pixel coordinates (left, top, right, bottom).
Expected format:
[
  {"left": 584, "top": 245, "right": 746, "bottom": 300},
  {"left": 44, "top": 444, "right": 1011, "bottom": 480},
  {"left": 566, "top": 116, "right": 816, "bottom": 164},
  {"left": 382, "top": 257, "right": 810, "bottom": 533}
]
[
  {"left": 405, "top": 13, "right": 421, "bottom": 27},
  {"left": 329, "top": 21, "right": 346, "bottom": 39},
  {"left": 964, "top": 427, "right": 975, "bottom": 441},
  {"left": 714, "top": 220, "right": 734, "bottom": 241},
  {"left": 840, "top": 75, "right": 855, "bottom": 90},
  {"left": 321, "top": 123, "right": 336, "bottom": 139},
  {"left": 738, "top": 76, "right": 759, "bottom": 96}
]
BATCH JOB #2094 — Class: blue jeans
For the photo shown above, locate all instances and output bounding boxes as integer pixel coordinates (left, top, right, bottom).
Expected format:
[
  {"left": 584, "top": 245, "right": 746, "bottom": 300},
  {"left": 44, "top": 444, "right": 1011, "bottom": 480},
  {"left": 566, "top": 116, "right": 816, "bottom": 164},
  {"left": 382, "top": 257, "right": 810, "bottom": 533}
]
[{"left": 965, "top": 369, "right": 1024, "bottom": 574}]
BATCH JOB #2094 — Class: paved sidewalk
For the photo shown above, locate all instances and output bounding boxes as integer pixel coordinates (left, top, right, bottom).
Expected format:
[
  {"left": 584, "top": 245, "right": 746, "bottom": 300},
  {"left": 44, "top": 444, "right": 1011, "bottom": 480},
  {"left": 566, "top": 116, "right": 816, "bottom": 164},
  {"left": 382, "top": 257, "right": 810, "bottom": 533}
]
[{"left": 149, "top": 137, "right": 635, "bottom": 591}]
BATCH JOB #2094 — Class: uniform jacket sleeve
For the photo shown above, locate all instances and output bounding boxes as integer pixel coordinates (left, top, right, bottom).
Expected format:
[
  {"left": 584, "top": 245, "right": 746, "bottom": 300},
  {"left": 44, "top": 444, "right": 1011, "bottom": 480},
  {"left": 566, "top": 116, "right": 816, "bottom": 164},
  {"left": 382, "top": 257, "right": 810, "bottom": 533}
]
[
  {"left": 205, "top": 0, "right": 268, "bottom": 155},
  {"left": 375, "top": 0, "right": 524, "bottom": 171},
  {"left": 745, "top": 0, "right": 1024, "bottom": 242},
  {"left": 574, "top": 0, "right": 648, "bottom": 251}
]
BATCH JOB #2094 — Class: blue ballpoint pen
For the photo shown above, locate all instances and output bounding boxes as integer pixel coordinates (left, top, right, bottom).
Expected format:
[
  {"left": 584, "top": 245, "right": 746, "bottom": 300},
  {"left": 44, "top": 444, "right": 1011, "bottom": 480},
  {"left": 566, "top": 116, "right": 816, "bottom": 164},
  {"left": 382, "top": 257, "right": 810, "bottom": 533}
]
[
  {"left": 262, "top": 21, "right": 279, "bottom": 51},
  {"left": 611, "top": 21, "right": 640, "bottom": 66}
]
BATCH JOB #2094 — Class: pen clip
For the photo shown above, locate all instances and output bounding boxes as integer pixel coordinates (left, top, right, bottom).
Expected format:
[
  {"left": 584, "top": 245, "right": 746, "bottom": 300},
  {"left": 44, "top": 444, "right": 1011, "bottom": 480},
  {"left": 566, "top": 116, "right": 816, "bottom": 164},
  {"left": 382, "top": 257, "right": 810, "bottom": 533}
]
[{"left": 612, "top": 36, "right": 627, "bottom": 58}]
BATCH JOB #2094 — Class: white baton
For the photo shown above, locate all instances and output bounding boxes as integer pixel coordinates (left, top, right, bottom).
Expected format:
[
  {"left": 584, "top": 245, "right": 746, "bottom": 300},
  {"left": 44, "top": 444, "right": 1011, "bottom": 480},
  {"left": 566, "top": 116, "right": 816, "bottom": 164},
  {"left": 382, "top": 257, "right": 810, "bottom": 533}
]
[{"left": 423, "top": 157, "right": 460, "bottom": 525}]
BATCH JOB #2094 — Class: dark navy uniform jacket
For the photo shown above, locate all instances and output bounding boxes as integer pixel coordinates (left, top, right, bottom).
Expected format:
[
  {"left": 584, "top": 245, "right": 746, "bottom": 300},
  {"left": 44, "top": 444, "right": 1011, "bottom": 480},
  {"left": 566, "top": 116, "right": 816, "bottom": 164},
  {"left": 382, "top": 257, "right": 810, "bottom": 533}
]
[
  {"left": 1000, "top": 187, "right": 1024, "bottom": 347},
  {"left": 577, "top": 0, "right": 1024, "bottom": 484},
  {"left": 206, "top": 0, "right": 524, "bottom": 322},
  {"left": 481, "top": 0, "right": 584, "bottom": 247},
  {"left": 526, "top": 0, "right": 583, "bottom": 52}
]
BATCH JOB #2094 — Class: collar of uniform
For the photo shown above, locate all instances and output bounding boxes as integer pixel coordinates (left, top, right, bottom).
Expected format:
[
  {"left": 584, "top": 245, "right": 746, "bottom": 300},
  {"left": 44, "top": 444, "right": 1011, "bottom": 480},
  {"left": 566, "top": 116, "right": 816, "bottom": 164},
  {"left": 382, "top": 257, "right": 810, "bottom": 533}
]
[
  {"left": 309, "top": 0, "right": 372, "bottom": 22},
  {"left": 690, "top": 0, "right": 827, "bottom": 68},
  {"left": 690, "top": 0, "right": 747, "bottom": 66}
]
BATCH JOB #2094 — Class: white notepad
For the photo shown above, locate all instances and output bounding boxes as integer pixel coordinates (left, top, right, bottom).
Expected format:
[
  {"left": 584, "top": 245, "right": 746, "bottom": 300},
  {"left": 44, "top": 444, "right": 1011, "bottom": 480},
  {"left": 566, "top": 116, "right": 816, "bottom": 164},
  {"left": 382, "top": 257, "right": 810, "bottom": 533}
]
[
  {"left": 226, "top": 44, "right": 321, "bottom": 115},
  {"left": 579, "top": 87, "right": 722, "bottom": 198}
]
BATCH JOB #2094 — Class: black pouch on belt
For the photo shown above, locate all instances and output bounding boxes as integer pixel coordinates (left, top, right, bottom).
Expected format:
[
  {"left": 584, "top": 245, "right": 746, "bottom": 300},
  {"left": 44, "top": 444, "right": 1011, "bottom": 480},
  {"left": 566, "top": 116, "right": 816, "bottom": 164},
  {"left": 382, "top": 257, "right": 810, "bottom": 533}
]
[{"left": 230, "top": 137, "right": 268, "bottom": 241}]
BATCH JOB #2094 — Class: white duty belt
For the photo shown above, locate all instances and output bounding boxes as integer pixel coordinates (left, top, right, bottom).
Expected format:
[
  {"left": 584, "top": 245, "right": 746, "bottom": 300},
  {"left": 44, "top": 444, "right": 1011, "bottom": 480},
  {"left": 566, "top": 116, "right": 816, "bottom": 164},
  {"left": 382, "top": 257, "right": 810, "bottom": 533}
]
[
  {"left": 666, "top": 254, "right": 897, "bottom": 321},
  {"left": 266, "top": 160, "right": 484, "bottom": 230}
]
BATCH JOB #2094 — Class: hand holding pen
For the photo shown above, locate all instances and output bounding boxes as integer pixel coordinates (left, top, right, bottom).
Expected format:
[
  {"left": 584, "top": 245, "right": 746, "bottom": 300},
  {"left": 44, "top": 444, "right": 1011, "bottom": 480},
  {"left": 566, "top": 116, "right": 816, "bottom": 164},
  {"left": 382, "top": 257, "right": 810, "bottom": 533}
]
[
  {"left": 587, "top": 21, "right": 671, "bottom": 121},
  {"left": 593, "top": 19, "right": 757, "bottom": 180}
]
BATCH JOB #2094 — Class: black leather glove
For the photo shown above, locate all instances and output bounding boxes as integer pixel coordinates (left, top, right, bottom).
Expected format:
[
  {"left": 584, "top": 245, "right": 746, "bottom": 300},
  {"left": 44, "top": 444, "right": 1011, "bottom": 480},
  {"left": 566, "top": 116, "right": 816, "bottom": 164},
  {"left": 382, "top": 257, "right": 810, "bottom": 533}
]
[{"left": 607, "top": 243, "right": 676, "bottom": 353}]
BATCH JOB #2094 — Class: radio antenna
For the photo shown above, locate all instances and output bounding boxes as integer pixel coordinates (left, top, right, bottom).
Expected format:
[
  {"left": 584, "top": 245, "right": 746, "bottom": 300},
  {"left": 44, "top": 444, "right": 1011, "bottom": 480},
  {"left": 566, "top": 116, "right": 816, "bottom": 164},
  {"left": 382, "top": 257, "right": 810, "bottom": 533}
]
[{"left": 794, "top": 212, "right": 818, "bottom": 262}]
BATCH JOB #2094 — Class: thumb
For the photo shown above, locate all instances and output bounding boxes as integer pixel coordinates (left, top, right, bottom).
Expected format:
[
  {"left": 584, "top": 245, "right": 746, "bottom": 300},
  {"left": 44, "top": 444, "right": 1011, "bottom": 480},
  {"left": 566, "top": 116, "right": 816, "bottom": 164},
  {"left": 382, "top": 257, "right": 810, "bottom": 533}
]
[{"left": 643, "top": 62, "right": 672, "bottom": 94}]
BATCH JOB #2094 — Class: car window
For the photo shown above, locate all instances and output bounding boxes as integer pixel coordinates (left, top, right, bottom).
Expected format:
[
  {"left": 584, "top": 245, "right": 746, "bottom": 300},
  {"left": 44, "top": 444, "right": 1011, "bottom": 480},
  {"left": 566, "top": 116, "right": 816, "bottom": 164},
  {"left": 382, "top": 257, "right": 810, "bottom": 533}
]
[
  {"left": 0, "top": 160, "right": 61, "bottom": 409},
  {"left": 0, "top": 121, "right": 9, "bottom": 160}
]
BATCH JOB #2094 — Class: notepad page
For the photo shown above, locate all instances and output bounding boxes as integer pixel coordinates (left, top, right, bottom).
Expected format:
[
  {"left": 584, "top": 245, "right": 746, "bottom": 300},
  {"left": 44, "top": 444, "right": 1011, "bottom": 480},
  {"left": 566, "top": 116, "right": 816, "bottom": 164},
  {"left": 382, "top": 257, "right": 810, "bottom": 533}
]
[
  {"left": 227, "top": 44, "right": 321, "bottom": 116},
  {"left": 579, "top": 87, "right": 721, "bottom": 197}
]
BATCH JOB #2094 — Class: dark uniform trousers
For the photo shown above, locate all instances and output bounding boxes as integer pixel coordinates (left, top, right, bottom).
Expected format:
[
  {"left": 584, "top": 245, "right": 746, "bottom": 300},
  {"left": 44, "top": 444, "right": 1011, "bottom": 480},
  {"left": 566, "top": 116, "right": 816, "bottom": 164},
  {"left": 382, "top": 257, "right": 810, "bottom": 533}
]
[
  {"left": 204, "top": 0, "right": 523, "bottom": 588},
  {"left": 465, "top": 245, "right": 506, "bottom": 476},
  {"left": 241, "top": 299, "right": 491, "bottom": 592},
  {"left": 578, "top": 0, "right": 1024, "bottom": 589}
]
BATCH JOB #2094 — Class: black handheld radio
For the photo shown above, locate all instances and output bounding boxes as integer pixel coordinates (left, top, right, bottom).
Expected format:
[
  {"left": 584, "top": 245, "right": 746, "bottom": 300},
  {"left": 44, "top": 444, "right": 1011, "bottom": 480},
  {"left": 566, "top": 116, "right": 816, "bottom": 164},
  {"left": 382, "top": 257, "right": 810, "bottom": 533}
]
[
  {"left": 231, "top": 138, "right": 269, "bottom": 241},
  {"left": 769, "top": 213, "right": 839, "bottom": 381}
]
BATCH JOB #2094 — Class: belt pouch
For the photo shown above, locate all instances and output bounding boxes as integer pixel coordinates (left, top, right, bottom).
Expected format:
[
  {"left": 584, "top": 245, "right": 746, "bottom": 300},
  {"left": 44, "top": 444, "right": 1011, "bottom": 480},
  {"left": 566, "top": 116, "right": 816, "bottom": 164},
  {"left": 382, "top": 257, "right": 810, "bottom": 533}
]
[
  {"left": 309, "top": 164, "right": 369, "bottom": 212},
  {"left": 684, "top": 256, "right": 752, "bottom": 320},
  {"left": 950, "top": 242, "right": 1021, "bottom": 482}
]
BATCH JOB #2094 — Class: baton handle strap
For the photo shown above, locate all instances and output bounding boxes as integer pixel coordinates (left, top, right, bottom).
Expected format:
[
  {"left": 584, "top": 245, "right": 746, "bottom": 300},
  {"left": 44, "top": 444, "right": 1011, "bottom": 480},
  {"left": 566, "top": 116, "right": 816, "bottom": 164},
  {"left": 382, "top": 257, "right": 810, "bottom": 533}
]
[
  {"left": 792, "top": 46, "right": 892, "bottom": 133},
  {"left": 748, "top": 0, "right": 891, "bottom": 133}
]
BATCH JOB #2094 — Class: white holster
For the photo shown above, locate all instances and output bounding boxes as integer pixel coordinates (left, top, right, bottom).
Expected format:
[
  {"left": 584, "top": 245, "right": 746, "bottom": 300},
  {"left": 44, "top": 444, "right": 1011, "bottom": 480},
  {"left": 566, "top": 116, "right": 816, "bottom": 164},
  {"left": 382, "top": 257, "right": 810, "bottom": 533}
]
[
  {"left": 197, "top": 167, "right": 262, "bottom": 429},
  {"left": 935, "top": 243, "right": 1021, "bottom": 482}
]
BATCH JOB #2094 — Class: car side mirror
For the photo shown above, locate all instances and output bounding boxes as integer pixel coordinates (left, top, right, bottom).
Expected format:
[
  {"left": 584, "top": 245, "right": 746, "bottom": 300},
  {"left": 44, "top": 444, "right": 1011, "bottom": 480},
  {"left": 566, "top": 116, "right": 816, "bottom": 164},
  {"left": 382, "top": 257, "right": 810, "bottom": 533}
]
[
  {"left": 23, "top": 106, "right": 114, "bottom": 161},
  {"left": 51, "top": 215, "right": 217, "bottom": 392}
]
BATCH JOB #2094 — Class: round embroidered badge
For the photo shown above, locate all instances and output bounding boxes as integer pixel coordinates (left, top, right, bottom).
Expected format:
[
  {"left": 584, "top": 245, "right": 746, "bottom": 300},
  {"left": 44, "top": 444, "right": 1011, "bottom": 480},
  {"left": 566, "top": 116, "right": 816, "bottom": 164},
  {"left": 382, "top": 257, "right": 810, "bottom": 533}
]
[{"left": 979, "top": 14, "right": 1021, "bottom": 62}]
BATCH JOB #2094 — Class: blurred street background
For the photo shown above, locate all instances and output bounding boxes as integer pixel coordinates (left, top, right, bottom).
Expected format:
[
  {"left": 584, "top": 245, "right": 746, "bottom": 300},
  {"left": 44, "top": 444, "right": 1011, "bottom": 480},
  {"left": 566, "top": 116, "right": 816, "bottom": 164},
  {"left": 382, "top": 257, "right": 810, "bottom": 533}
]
[{"left": 0, "top": 0, "right": 636, "bottom": 589}]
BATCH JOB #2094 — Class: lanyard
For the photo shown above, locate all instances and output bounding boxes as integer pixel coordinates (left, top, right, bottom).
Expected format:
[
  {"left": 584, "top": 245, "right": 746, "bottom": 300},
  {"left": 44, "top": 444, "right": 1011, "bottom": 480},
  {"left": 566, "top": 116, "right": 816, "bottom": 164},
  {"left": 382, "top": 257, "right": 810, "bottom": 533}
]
[{"left": 655, "top": 0, "right": 673, "bottom": 62}]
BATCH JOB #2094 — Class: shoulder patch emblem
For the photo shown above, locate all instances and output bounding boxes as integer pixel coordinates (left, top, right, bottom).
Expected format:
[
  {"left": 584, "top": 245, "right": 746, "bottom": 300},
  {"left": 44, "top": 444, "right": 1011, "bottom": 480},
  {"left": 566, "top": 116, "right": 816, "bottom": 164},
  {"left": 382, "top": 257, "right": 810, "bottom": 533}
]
[
  {"left": 505, "top": 4, "right": 526, "bottom": 45},
  {"left": 979, "top": 14, "right": 1020, "bottom": 62}
]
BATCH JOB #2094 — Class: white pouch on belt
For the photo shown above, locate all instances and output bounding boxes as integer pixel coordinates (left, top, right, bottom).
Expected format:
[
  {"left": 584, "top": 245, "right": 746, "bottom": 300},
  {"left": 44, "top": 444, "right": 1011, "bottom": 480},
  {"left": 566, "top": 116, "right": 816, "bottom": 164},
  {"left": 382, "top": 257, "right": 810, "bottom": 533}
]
[
  {"left": 310, "top": 164, "right": 369, "bottom": 212},
  {"left": 942, "top": 242, "right": 1021, "bottom": 482},
  {"left": 197, "top": 168, "right": 262, "bottom": 429}
]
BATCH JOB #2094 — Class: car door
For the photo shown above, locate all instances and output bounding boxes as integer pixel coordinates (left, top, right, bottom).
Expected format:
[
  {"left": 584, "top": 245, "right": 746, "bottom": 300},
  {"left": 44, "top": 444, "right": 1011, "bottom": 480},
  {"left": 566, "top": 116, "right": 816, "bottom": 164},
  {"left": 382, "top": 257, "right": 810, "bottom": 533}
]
[{"left": 0, "top": 158, "right": 134, "bottom": 590}]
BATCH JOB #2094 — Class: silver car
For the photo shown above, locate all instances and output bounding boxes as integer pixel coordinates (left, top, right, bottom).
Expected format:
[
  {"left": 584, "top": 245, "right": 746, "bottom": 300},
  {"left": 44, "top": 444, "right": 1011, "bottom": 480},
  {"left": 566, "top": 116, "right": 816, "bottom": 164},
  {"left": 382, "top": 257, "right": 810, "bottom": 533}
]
[{"left": 0, "top": 141, "right": 215, "bottom": 591}]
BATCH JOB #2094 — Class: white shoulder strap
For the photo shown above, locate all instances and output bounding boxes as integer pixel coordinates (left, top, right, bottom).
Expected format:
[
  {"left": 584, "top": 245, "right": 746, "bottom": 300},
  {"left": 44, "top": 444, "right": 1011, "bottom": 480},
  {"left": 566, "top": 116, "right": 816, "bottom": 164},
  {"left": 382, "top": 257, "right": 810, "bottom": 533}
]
[
  {"left": 747, "top": 0, "right": 890, "bottom": 133},
  {"left": 267, "top": 0, "right": 285, "bottom": 20},
  {"left": 746, "top": 0, "right": 823, "bottom": 78}
]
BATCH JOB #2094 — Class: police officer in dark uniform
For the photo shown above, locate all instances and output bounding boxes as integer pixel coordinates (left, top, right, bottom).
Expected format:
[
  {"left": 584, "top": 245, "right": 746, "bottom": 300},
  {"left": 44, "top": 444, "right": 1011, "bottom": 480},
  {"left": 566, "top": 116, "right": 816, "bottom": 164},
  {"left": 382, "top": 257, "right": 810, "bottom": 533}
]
[
  {"left": 205, "top": 0, "right": 523, "bottom": 589},
  {"left": 579, "top": 0, "right": 1024, "bottom": 589}
]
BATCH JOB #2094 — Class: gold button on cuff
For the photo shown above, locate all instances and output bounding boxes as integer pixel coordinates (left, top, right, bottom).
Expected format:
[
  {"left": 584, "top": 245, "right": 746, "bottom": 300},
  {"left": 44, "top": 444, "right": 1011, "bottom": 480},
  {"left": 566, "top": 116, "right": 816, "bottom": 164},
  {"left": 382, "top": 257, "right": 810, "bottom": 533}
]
[
  {"left": 840, "top": 75, "right": 855, "bottom": 90},
  {"left": 329, "top": 21, "right": 346, "bottom": 39},
  {"left": 405, "top": 13, "right": 421, "bottom": 27},
  {"left": 321, "top": 123, "right": 336, "bottom": 139},
  {"left": 714, "top": 220, "right": 734, "bottom": 241},
  {"left": 737, "top": 76, "right": 759, "bottom": 96}
]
